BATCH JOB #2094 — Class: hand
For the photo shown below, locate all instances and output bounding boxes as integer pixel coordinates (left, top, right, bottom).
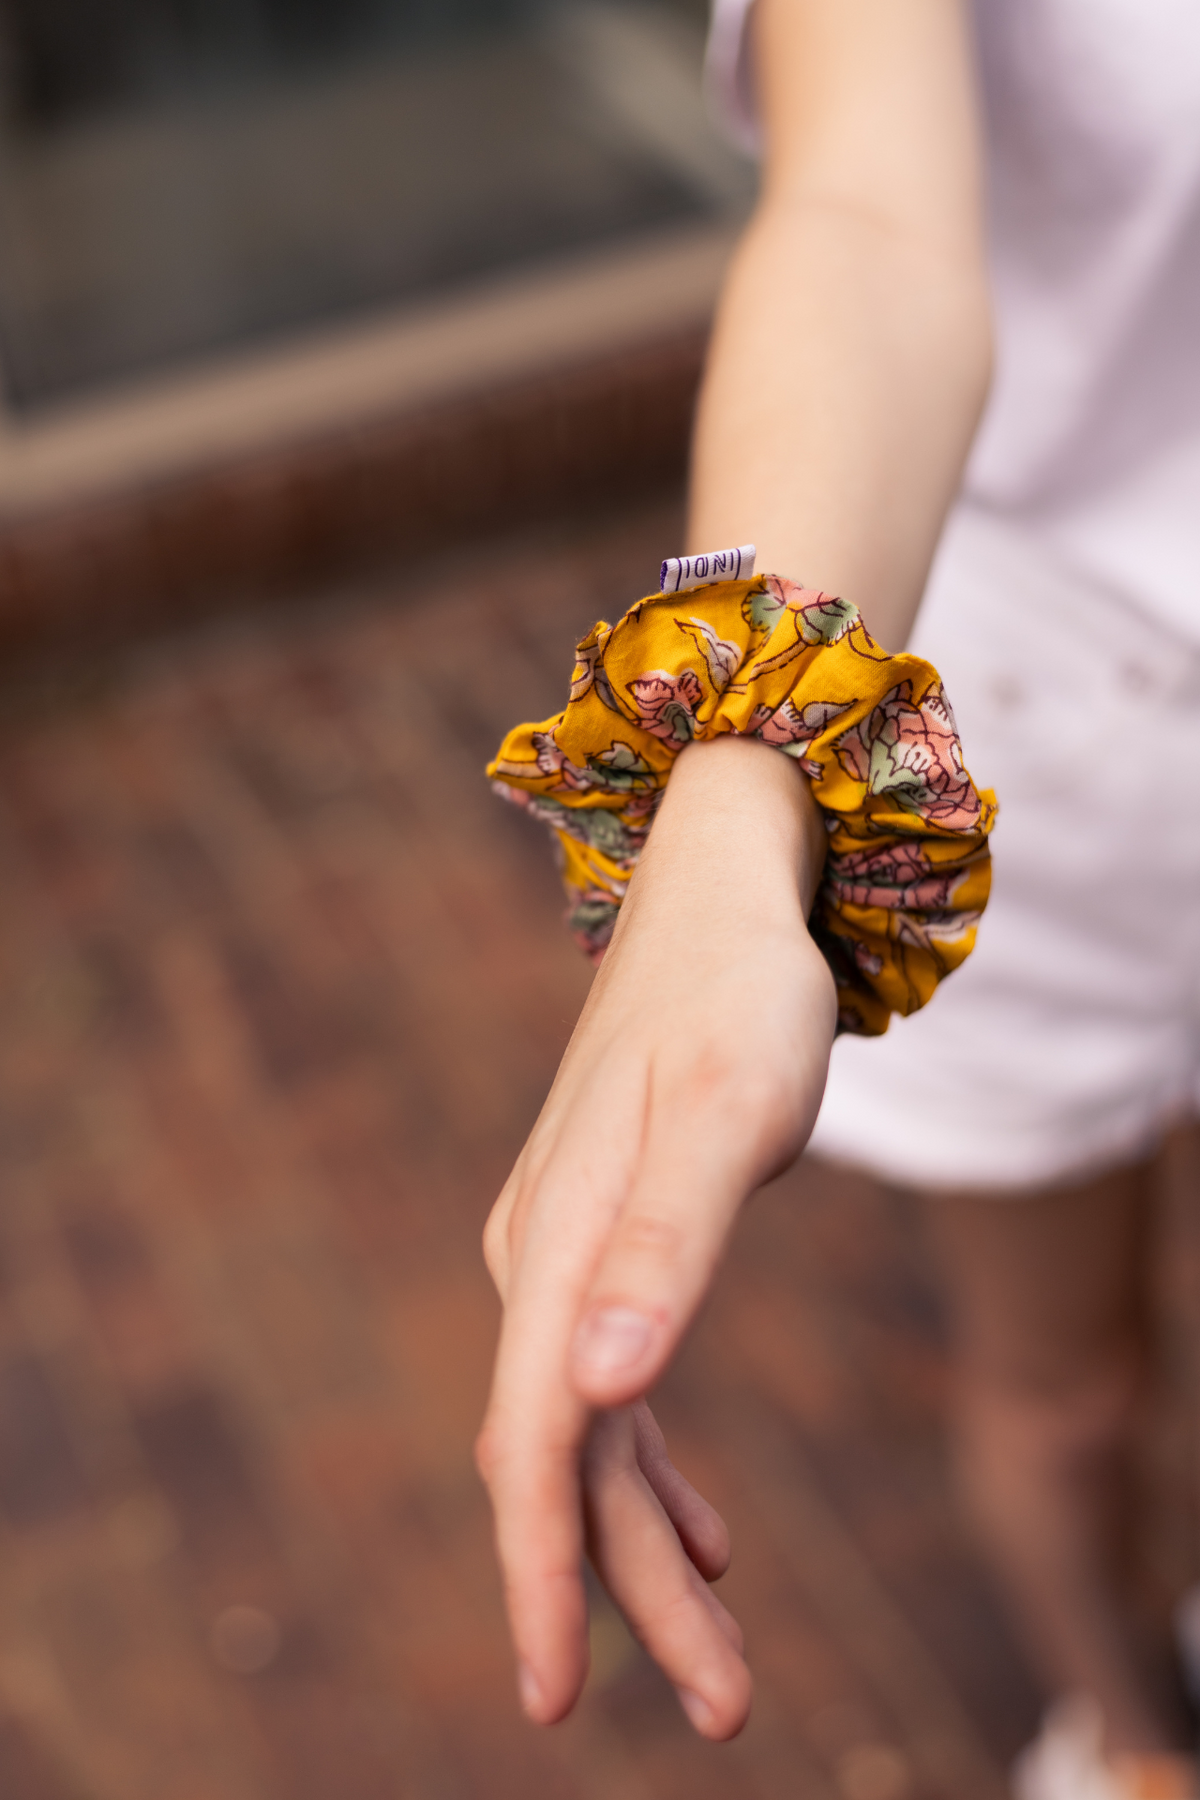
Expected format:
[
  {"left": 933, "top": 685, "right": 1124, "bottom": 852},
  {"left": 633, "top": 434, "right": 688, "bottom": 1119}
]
[{"left": 476, "top": 736, "right": 837, "bottom": 1739}]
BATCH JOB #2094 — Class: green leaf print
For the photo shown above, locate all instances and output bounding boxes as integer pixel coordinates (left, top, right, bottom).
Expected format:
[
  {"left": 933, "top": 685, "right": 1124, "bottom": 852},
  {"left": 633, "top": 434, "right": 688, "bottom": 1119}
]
[
  {"left": 586, "top": 740, "right": 658, "bottom": 792},
  {"left": 797, "top": 594, "right": 859, "bottom": 645},
  {"left": 743, "top": 585, "right": 786, "bottom": 632}
]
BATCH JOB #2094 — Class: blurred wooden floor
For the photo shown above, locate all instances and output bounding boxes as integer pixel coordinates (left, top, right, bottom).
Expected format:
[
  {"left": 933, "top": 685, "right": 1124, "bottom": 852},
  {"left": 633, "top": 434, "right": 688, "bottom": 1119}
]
[{"left": 0, "top": 498, "right": 1195, "bottom": 1800}]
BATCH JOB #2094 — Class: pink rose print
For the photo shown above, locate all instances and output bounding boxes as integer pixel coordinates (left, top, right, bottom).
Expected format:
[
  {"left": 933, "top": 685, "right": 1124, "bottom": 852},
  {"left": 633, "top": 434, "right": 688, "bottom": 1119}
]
[
  {"left": 745, "top": 576, "right": 858, "bottom": 645},
  {"left": 835, "top": 681, "right": 981, "bottom": 830},
  {"left": 626, "top": 668, "right": 704, "bottom": 745},
  {"left": 754, "top": 697, "right": 851, "bottom": 776},
  {"left": 825, "top": 838, "right": 964, "bottom": 914},
  {"left": 529, "top": 729, "right": 594, "bottom": 792}
]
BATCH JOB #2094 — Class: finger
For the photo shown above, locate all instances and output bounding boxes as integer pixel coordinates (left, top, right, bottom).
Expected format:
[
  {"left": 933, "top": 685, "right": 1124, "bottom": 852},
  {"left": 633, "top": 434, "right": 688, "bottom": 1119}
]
[
  {"left": 584, "top": 1411, "right": 751, "bottom": 1740},
  {"left": 480, "top": 1226, "right": 595, "bottom": 1722},
  {"left": 477, "top": 1396, "right": 590, "bottom": 1724},
  {"left": 480, "top": 1066, "right": 652, "bottom": 1721},
  {"left": 630, "top": 1400, "right": 732, "bottom": 1582}
]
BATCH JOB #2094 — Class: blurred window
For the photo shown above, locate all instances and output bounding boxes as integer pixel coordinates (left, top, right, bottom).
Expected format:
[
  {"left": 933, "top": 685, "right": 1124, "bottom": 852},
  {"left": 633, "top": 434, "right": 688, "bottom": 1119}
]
[{"left": 0, "top": 0, "right": 750, "bottom": 410}]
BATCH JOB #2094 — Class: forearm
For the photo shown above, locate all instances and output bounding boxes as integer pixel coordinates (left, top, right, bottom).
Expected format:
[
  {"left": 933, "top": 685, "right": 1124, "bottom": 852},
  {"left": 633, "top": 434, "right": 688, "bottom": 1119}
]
[
  {"left": 688, "top": 0, "right": 991, "bottom": 651},
  {"left": 690, "top": 204, "right": 989, "bottom": 649}
]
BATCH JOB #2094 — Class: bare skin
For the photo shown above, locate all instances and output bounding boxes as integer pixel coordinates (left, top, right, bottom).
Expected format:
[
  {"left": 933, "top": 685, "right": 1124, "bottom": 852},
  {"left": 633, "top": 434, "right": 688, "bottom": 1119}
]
[{"left": 477, "top": 0, "right": 1193, "bottom": 1757}]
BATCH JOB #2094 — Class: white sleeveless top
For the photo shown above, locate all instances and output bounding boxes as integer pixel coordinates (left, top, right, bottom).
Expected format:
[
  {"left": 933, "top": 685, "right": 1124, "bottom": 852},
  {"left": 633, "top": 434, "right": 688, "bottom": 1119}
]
[{"left": 706, "top": 0, "right": 1200, "bottom": 641}]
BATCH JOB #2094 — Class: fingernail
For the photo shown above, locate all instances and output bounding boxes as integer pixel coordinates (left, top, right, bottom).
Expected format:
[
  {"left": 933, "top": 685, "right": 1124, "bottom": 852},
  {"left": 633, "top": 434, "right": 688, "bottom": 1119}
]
[
  {"left": 573, "top": 1307, "right": 653, "bottom": 1380},
  {"left": 678, "top": 1688, "right": 714, "bottom": 1733},
  {"left": 518, "top": 1662, "right": 543, "bottom": 1716}
]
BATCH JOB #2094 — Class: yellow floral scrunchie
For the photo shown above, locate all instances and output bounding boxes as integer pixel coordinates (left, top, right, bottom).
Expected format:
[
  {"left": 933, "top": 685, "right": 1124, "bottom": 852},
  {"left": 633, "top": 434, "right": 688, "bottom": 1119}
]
[{"left": 487, "top": 572, "right": 996, "bottom": 1035}]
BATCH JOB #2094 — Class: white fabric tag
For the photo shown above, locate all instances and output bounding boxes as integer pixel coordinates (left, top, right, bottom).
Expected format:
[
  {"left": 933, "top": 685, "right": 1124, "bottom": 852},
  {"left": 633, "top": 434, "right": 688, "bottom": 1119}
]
[{"left": 659, "top": 544, "right": 756, "bottom": 593}]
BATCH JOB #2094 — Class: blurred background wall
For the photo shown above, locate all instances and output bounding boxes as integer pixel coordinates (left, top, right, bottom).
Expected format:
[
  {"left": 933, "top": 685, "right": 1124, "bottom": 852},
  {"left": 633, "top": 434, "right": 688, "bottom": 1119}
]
[
  {"left": 0, "top": 0, "right": 739, "bottom": 404},
  {"left": 0, "top": 0, "right": 751, "bottom": 659}
]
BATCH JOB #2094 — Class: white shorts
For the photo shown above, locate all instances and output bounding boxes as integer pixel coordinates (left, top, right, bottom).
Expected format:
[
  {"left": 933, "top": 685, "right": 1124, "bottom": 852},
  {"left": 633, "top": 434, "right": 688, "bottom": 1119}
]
[{"left": 808, "top": 504, "right": 1200, "bottom": 1192}]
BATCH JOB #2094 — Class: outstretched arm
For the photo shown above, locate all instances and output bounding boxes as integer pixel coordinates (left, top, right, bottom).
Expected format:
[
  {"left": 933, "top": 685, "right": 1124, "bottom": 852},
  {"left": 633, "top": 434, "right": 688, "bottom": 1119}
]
[{"left": 479, "top": 0, "right": 992, "bottom": 1741}]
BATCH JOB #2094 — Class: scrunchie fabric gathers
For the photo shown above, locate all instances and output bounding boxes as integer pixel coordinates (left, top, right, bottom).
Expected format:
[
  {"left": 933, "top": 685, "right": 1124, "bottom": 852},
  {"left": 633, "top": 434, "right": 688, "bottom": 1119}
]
[{"left": 487, "top": 572, "right": 997, "bottom": 1035}]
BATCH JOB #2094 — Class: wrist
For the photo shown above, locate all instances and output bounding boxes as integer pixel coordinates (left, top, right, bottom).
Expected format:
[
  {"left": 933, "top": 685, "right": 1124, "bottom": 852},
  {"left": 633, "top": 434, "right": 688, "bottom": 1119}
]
[{"left": 628, "top": 735, "right": 826, "bottom": 929}]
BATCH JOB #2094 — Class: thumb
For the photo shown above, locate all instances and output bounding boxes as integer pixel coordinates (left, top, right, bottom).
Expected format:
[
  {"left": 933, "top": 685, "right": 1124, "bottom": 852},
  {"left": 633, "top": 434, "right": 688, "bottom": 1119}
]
[{"left": 568, "top": 1071, "right": 772, "bottom": 1408}]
